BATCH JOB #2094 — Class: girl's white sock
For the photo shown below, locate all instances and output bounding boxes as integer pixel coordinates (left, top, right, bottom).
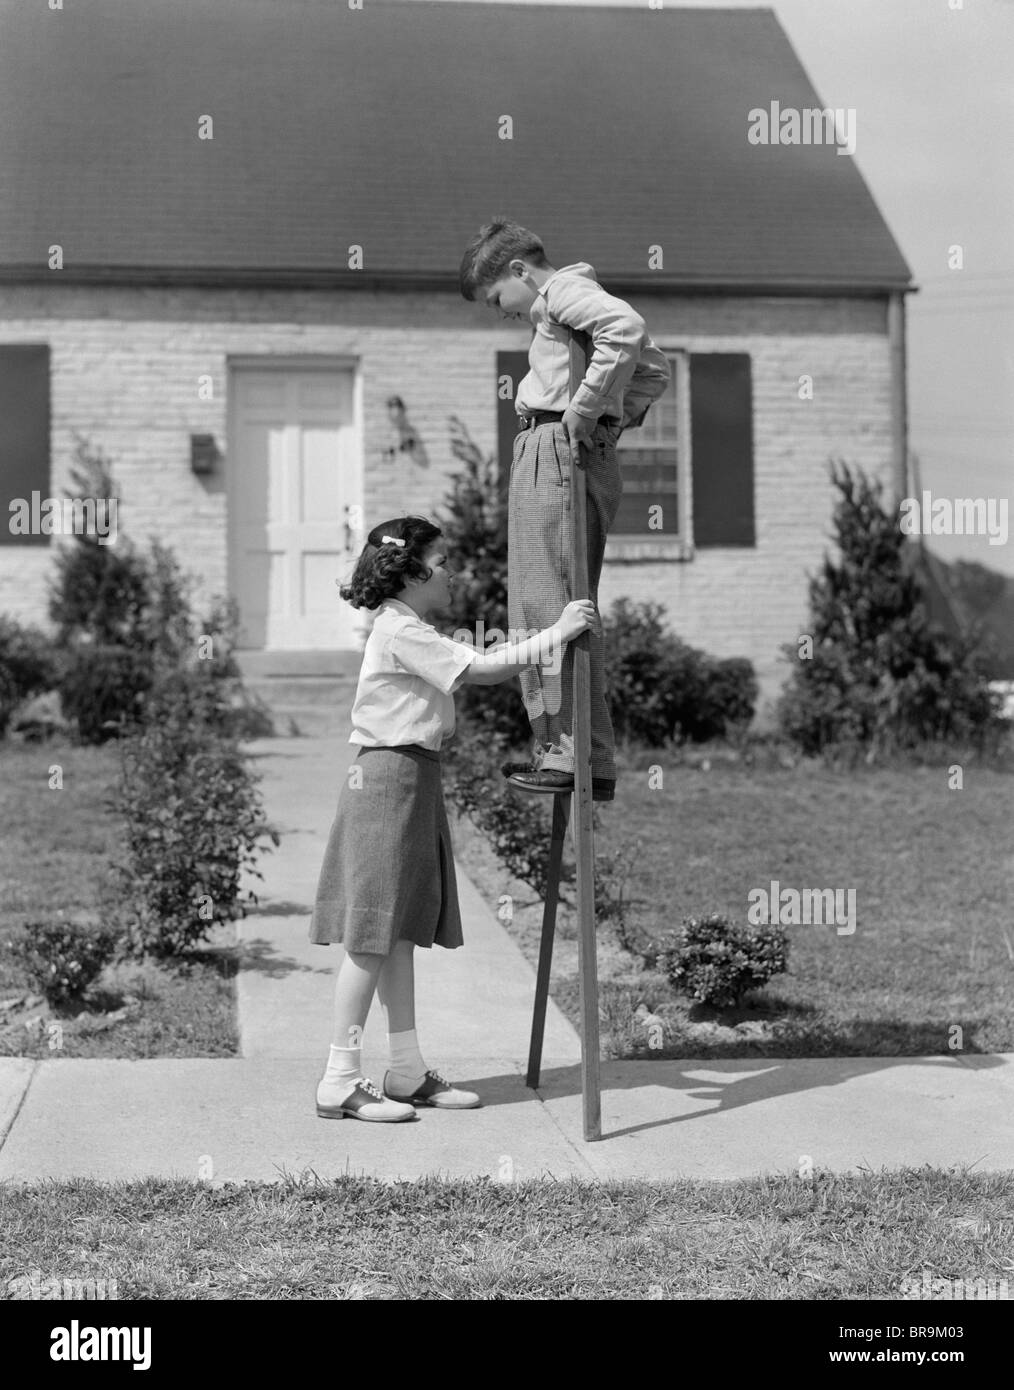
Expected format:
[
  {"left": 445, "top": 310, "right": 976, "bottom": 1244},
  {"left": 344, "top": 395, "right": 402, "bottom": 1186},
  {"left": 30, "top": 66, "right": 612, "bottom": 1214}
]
[
  {"left": 318, "top": 1044, "right": 364, "bottom": 1104},
  {"left": 387, "top": 1028, "right": 427, "bottom": 1089}
]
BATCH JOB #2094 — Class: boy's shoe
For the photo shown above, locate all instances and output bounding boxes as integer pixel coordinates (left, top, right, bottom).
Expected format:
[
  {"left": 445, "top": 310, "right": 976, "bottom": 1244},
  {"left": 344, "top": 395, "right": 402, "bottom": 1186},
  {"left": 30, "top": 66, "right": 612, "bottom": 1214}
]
[
  {"left": 383, "top": 1068, "right": 481, "bottom": 1109},
  {"left": 505, "top": 766, "right": 616, "bottom": 801},
  {"left": 501, "top": 759, "right": 537, "bottom": 777},
  {"left": 316, "top": 1076, "right": 417, "bottom": 1123}
]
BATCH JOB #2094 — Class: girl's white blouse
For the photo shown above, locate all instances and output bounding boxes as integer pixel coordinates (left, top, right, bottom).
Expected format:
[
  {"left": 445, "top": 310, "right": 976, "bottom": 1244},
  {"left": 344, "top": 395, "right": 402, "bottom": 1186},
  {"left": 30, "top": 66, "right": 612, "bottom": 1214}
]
[{"left": 348, "top": 599, "right": 477, "bottom": 750}]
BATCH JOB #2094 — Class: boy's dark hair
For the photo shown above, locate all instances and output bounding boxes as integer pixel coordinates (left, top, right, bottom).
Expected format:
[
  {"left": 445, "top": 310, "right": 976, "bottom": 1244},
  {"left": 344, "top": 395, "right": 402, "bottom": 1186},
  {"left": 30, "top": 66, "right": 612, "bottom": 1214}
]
[
  {"left": 459, "top": 217, "right": 551, "bottom": 301},
  {"left": 339, "top": 516, "right": 443, "bottom": 610}
]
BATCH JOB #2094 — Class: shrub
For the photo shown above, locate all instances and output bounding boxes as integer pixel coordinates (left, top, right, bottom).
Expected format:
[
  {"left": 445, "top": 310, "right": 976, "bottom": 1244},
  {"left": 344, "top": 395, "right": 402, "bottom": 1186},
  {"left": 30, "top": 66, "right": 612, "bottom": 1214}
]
[
  {"left": 688, "top": 655, "right": 757, "bottom": 739},
  {"left": 777, "top": 460, "right": 1006, "bottom": 759},
  {"left": 656, "top": 912, "right": 789, "bottom": 1009},
  {"left": 444, "top": 724, "right": 551, "bottom": 896},
  {"left": 6, "top": 919, "right": 119, "bottom": 1009},
  {"left": 46, "top": 441, "right": 273, "bottom": 742},
  {"left": 135, "top": 552, "right": 274, "bottom": 740},
  {"left": 58, "top": 643, "right": 152, "bottom": 744},
  {"left": 186, "top": 592, "right": 276, "bottom": 741},
  {"left": 110, "top": 667, "right": 279, "bottom": 957},
  {"left": 0, "top": 616, "right": 60, "bottom": 736},
  {"left": 594, "top": 836, "right": 644, "bottom": 927},
  {"left": 130, "top": 545, "right": 274, "bottom": 739},
  {"left": 603, "top": 598, "right": 758, "bottom": 745}
]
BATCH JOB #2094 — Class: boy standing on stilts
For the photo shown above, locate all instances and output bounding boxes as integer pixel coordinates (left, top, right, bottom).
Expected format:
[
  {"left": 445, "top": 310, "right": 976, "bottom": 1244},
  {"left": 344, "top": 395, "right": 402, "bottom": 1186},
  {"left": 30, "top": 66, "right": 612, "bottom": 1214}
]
[{"left": 459, "top": 219, "right": 671, "bottom": 799}]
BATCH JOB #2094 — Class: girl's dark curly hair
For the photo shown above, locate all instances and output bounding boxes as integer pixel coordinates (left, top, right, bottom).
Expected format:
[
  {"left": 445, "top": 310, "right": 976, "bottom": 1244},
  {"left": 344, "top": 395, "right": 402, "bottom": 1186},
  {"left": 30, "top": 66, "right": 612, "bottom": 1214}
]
[{"left": 339, "top": 515, "right": 443, "bottom": 610}]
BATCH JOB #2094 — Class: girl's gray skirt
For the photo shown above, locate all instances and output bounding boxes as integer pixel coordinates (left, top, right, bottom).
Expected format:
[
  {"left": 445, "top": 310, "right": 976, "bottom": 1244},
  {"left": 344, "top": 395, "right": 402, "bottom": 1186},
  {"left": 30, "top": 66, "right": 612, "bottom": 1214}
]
[{"left": 308, "top": 744, "right": 464, "bottom": 954}]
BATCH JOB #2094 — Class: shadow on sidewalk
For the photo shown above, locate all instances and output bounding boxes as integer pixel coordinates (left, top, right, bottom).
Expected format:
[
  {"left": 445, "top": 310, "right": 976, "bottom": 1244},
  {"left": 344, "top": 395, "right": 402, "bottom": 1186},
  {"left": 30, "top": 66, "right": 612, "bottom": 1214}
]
[
  {"left": 456, "top": 1046, "right": 1008, "bottom": 1143},
  {"left": 239, "top": 938, "right": 330, "bottom": 978}
]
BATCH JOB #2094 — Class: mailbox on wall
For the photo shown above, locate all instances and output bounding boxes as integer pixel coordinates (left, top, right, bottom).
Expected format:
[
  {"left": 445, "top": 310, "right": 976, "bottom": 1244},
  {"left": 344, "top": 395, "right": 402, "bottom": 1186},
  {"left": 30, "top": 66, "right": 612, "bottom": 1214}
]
[{"left": 190, "top": 434, "right": 219, "bottom": 475}]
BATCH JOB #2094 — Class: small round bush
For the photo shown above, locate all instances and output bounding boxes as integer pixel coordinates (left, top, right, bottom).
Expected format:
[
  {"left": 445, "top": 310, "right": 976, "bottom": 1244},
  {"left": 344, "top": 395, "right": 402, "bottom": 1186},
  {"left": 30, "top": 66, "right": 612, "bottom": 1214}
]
[
  {"left": 603, "top": 599, "right": 758, "bottom": 746},
  {"left": 0, "top": 616, "right": 60, "bottom": 736},
  {"left": 657, "top": 912, "right": 789, "bottom": 1009},
  {"left": 6, "top": 919, "right": 119, "bottom": 1009}
]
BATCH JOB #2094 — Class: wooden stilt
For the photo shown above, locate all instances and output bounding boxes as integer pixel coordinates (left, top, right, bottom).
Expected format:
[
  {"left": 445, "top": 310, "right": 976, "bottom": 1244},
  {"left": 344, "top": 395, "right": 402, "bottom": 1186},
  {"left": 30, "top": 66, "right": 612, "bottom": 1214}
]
[
  {"left": 567, "top": 330, "right": 602, "bottom": 1142},
  {"left": 525, "top": 793, "right": 570, "bottom": 1089},
  {"left": 521, "top": 331, "right": 602, "bottom": 1141}
]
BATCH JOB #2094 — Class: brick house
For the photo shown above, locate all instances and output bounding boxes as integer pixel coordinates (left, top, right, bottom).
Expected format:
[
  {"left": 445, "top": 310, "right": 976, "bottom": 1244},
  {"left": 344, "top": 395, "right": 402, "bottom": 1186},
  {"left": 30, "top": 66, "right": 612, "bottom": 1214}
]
[{"left": 0, "top": 0, "right": 912, "bottom": 721}]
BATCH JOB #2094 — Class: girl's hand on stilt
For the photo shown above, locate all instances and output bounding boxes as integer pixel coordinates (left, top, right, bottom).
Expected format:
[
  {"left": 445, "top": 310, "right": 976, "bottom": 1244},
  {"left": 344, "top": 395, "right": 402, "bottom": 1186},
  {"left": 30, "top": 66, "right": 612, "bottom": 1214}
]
[{"left": 557, "top": 599, "right": 599, "bottom": 642}]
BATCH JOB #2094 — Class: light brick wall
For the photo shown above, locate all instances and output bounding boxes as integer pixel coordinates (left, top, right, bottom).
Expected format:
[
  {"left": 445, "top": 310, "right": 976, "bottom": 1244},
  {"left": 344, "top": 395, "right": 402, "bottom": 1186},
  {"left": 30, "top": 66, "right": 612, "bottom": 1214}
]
[{"left": 0, "top": 285, "right": 894, "bottom": 724}]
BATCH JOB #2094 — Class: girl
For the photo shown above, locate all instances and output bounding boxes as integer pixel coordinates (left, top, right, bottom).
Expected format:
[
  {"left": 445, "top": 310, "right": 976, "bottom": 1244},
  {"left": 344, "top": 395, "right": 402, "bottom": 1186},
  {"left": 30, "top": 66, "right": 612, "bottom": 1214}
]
[{"left": 309, "top": 515, "right": 597, "bottom": 1122}]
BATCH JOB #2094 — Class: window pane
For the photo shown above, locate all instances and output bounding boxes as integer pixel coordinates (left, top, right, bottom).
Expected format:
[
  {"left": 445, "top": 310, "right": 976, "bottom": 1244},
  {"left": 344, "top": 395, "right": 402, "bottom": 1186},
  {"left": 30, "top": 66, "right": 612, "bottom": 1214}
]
[
  {"left": 614, "top": 489, "right": 678, "bottom": 536},
  {"left": 621, "top": 447, "right": 676, "bottom": 478},
  {"left": 618, "top": 355, "right": 678, "bottom": 447},
  {"left": 612, "top": 352, "right": 681, "bottom": 536}
]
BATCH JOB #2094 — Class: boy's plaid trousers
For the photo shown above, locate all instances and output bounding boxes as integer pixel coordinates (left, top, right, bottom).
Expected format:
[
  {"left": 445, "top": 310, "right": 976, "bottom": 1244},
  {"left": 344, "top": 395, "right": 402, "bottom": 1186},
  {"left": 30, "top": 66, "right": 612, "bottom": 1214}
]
[{"left": 507, "top": 415, "right": 622, "bottom": 780}]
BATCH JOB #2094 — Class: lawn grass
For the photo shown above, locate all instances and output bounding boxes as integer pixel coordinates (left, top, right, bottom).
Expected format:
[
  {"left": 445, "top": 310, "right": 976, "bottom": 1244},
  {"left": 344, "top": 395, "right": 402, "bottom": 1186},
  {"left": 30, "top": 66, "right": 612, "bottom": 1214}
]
[
  {"left": 451, "top": 740, "right": 1014, "bottom": 1059},
  {"left": 1, "top": 1168, "right": 1011, "bottom": 1300},
  {"left": 0, "top": 738, "right": 239, "bottom": 1058}
]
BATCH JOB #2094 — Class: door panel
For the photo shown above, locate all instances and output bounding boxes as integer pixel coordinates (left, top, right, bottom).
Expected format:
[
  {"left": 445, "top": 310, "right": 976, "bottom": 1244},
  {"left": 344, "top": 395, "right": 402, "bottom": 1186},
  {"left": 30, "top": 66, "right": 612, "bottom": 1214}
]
[{"left": 229, "top": 366, "right": 360, "bottom": 649}]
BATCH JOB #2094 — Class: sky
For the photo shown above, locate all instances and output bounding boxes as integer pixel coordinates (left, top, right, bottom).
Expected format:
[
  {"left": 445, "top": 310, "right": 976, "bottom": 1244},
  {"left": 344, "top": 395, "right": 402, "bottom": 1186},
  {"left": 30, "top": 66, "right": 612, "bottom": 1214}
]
[{"left": 437, "top": 0, "right": 1014, "bottom": 576}]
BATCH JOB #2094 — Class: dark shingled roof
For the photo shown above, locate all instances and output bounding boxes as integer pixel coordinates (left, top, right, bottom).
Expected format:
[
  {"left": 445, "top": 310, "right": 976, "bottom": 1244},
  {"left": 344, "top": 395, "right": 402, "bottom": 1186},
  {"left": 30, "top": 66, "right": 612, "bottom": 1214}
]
[{"left": 0, "top": 0, "right": 912, "bottom": 291}]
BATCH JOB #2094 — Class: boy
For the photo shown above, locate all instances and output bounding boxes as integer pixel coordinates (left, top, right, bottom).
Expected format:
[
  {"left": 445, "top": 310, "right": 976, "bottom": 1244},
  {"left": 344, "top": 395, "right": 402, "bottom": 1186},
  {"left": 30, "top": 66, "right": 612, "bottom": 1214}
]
[{"left": 459, "top": 218, "right": 671, "bottom": 798}]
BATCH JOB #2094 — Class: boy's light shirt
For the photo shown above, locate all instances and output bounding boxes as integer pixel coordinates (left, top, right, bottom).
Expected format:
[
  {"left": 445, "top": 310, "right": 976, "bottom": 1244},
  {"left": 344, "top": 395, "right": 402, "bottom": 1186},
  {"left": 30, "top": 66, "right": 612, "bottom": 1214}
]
[
  {"left": 515, "top": 261, "right": 671, "bottom": 428},
  {"left": 349, "top": 599, "right": 476, "bottom": 751}
]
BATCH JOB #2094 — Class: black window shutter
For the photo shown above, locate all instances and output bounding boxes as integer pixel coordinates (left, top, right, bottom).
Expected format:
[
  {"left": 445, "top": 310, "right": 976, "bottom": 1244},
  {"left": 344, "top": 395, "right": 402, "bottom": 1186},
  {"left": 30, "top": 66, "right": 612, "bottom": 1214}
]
[
  {"left": 496, "top": 351, "right": 529, "bottom": 502},
  {"left": 0, "top": 345, "right": 51, "bottom": 547},
  {"left": 690, "top": 353, "right": 755, "bottom": 547}
]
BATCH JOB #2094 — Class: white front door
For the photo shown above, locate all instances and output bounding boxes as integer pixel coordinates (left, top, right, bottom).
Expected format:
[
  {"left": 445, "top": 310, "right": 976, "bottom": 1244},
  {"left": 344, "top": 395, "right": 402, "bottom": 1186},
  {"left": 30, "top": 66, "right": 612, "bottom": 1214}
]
[{"left": 229, "top": 364, "right": 362, "bottom": 649}]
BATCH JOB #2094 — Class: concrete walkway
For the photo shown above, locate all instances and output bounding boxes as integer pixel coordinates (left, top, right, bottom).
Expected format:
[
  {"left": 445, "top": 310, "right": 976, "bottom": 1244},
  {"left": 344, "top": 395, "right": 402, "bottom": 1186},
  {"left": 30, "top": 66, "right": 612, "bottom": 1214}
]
[{"left": 2, "top": 734, "right": 1013, "bottom": 1185}]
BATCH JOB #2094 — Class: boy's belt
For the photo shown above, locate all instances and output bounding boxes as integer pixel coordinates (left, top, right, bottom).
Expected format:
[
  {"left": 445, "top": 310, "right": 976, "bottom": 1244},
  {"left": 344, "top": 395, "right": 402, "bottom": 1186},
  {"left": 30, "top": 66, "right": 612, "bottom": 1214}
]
[
  {"left": 518, "top": 410, "right": 565, "bottom": 430},
  {"left": 517, "top": 411, "right": 620, "bottom": 431}
]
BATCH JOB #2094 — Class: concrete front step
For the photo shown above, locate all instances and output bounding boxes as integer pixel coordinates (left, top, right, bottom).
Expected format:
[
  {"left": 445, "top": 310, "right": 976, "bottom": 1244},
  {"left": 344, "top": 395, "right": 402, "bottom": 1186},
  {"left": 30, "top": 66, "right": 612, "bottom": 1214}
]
[
  {"left": 232, "top": 657, "right": 360, "bottom": 737},
  {"left": 258, "top": 705, "right": 354, "bottom": 738},
  {"left": 245, "top": 677, "right": 358, "bottom": 706},
  {"left": 243, "top": 680, "right": 356, "bottom": 738},
  {"left": 234, "top": 650, "right": 363, "bottom": 680}
]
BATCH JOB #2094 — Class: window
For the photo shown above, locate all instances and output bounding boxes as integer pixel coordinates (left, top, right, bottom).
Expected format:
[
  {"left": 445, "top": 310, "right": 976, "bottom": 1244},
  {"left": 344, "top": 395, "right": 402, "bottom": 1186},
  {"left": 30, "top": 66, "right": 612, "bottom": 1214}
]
[
  {"left": 611, "top": 349, "right": 757, "bottom": 553},
  {"left": 497, "top": 346, "right": 756, "bottom": 557},
  {"left": 0, "top": 345, "right": 51, "bottom": 547},
  {"left": 612, "top": 350, "right": 686, "bottom": 539}
]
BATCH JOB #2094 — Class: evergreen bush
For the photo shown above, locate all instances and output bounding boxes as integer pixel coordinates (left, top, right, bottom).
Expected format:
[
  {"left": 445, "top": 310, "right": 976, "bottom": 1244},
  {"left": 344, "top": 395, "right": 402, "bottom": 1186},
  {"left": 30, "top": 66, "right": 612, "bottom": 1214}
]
[
  {"left": 777, "top": 460, "right": 1005, "bottom": 759},
  {"left": 46, "top": 440, "right": 273, "bottom": 742},
  {"left": 47, "top": 441, "right": 150, "bottom": 650}
]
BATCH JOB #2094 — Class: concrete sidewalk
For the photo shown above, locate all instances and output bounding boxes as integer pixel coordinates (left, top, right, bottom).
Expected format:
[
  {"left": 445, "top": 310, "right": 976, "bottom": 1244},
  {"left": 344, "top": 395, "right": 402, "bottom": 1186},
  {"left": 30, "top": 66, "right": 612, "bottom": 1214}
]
[{"left": 1, "top": 734, "right": 1013, "bottom": 1185}]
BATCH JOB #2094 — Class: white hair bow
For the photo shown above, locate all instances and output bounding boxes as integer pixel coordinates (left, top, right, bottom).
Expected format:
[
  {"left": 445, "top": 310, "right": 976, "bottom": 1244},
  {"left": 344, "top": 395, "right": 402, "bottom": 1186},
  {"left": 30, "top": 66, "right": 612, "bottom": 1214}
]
[{"left": 380, "top": 535, "right": 406, "bottom": 548}]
